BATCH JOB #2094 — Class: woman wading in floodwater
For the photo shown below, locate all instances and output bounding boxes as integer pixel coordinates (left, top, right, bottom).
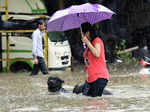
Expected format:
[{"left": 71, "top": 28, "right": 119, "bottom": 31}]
[{"left": 73, "top": 22, "right": 109, "bottom": 97}]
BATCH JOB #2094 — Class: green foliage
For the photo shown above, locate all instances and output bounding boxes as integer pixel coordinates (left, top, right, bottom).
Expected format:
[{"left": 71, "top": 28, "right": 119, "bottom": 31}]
[{"left": 115, "top": 40, "right": 137, "bottom": 63}]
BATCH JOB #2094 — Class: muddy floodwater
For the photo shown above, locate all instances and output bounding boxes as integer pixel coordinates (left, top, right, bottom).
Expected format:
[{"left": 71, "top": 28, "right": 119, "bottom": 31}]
[{"left": 0, "top": 62, "right": 150, "bottom": 112}]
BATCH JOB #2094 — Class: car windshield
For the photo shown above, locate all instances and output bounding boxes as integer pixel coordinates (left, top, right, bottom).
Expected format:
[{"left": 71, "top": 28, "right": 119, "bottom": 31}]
[{"left": 47, "top": 32, "right": 67, "bottom": 42}]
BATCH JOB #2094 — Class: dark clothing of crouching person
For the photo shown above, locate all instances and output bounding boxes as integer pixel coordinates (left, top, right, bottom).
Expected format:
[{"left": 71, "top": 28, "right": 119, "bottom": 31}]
[
  {"left": 47, "top": 76, "right": 111, "bottom": 96},
  {"left": 47, "top": 76, "right": 67, "bottom": 93},
  {"left": 73, "top": 22, "right": 109, "bottom": 97}
]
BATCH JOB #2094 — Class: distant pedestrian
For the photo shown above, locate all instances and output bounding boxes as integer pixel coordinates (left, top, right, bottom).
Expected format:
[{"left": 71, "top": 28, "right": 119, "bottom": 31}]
[{"left": 30, "top": 20, "right": 49, "bottom": 76}]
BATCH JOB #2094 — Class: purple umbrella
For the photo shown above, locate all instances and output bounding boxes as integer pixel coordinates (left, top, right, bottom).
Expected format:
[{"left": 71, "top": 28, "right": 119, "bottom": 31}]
[{"left": 47, "top": 3, "right": 115, "bottom": 32}]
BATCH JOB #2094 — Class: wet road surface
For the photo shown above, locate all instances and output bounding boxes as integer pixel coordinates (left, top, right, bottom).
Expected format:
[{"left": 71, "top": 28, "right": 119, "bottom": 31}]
[{"left": 0, "top": 62, "right": 150, "bottom": 112}]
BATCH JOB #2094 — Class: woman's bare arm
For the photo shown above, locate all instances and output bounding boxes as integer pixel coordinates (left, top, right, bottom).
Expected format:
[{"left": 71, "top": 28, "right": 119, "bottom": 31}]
[
  {"left": 86, "top": 41, "right": 100, "bottom": 58},
  {"left": 82, "top": 35, "right": 100, "bottom": 58}
]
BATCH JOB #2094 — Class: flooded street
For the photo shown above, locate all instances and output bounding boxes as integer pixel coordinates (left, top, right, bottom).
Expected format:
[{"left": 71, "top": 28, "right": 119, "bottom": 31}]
[{"left": 0, "top": 62, "right": 150, "bottom": 112}]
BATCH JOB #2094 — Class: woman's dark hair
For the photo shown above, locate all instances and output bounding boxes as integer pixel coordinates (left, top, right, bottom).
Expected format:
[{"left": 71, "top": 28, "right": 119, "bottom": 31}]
[{"left": 81, "top": 22, "right": 97, "bottom": 42}]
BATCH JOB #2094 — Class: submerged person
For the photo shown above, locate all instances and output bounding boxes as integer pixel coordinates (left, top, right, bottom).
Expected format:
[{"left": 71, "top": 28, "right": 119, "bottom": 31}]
[
  {"left": 73, "top": 22, "right": 109, "bottom": 97},
  {"left": 30, "top": 20, "right": 49, "bottom": 76}
]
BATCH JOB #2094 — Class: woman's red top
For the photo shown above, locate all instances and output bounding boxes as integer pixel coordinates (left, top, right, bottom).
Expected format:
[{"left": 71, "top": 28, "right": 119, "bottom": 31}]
[{"left": 83, "top": 37, "right": 109, "bottom": 83}]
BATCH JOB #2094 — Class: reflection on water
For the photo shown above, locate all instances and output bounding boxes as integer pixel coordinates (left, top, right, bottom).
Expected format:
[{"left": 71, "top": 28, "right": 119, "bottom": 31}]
[
  {"left": 0, "top": 63, "right": 150, "bottom": 112},
  {"left": 83, "top": 99, "right": 110, "bottom": 112},
  {"left": 13, "top": 107, "right": 40, "bottom": 112}
]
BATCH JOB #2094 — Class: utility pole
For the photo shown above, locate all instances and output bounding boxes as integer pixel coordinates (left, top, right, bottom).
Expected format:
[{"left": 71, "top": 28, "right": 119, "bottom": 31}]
[{"left": 59, "top": 0, "right": 64, "bottom": 9}]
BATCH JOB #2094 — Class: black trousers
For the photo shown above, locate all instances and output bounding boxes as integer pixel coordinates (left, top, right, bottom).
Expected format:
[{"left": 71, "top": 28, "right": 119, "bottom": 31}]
[
  {"left": 83, "top": 78, "right": 108, "bottom": 97},
  {"left": 31, "top": 56, "right": 49, "bottom": 75}
]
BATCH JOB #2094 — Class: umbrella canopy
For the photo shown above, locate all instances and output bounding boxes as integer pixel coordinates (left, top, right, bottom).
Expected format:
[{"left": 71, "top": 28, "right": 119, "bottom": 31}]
[{"left": 47, "top": 3, "right": 115, "bottom": 32}]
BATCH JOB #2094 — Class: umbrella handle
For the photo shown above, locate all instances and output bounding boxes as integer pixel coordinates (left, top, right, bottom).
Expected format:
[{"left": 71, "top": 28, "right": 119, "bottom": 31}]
[
  {"left": 83, "top": 43, "right": 86, "bottom": 49},
  {"left": 80, "top": 26, "right": 86, "bottom": 49}
]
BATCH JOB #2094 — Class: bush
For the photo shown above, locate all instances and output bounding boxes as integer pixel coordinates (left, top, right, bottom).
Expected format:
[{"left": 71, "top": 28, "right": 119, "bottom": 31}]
[{"left": 115, "top": 40, "right": 137, "bottom": 63}]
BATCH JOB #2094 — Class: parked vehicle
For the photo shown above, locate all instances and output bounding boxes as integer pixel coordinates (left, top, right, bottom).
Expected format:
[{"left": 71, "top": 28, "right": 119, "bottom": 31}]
[{"left": 0, "top": 0, "right": 72, "bottom": 72}]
